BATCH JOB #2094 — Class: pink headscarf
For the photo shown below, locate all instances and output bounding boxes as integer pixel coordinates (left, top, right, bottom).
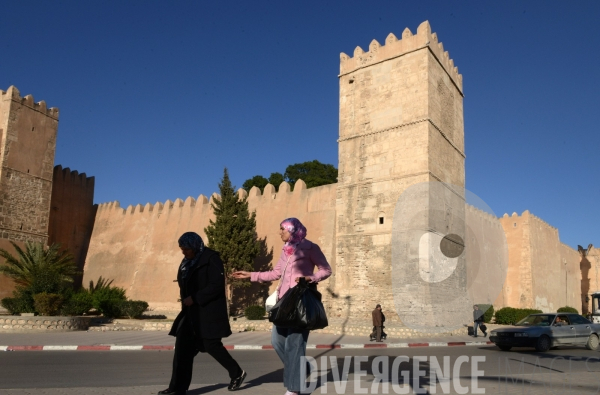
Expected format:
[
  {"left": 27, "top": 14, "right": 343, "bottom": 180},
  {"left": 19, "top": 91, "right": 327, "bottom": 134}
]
[{"left": 280, "top": 217, "right": 307, "bottom": 256}]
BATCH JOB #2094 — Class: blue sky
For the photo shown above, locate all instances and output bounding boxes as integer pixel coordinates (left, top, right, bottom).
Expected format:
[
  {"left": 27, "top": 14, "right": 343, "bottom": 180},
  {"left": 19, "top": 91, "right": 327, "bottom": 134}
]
[{"left": 1, "top": 1, "right": 598, "bottom": 249}]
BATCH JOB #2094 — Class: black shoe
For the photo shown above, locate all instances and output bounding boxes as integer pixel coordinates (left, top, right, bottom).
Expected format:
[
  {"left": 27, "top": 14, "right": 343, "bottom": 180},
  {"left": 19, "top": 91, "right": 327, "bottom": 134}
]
[
  {"left": 474, "top": 335, "right": 478, "bottom": 338},
  {"left": 157, "top": 389, "right": 177, "bottom": 395},
  {"left": 228, "top": 370, "right": 247, "bottom": 391}
]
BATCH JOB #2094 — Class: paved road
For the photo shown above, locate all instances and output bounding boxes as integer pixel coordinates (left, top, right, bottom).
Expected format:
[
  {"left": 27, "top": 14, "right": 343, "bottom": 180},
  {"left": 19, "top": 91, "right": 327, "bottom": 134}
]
[{"left": 1, "top": 345, "right": 599, "bottom": 394}]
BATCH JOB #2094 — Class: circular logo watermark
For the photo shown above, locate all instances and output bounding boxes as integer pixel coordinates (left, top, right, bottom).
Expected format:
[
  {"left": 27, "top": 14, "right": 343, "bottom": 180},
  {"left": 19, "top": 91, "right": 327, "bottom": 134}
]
[{"left": 392, "top": 182, "right": 508, "bottom": 332}]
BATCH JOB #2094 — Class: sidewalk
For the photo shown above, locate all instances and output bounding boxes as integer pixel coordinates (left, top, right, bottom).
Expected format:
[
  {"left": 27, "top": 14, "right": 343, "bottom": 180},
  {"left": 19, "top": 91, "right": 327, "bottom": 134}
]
[{"left": 0, "top": 329, "right": 493, "bottom": 351}]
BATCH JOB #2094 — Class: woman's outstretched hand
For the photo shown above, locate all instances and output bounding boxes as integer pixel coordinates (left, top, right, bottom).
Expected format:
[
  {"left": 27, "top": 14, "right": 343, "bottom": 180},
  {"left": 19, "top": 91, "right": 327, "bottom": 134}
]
[
  {"left": 295, "top": 276, "right": 313, "bottom": 283},
  {"left": 231, "top": 271, "right": 251, "bottom": 279}
]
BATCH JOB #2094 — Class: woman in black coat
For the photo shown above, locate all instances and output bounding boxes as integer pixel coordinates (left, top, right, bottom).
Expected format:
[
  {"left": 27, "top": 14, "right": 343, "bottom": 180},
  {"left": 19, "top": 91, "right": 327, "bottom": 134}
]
[{"left": 159, "top": 232, "right": 246, "bottom": 395}]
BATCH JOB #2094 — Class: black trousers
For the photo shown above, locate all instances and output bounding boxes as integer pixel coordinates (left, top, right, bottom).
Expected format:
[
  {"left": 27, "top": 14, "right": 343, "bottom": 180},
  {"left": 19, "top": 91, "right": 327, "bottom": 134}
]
[{"left": 169, "top": 322, "right": 242, "bottom": 393}]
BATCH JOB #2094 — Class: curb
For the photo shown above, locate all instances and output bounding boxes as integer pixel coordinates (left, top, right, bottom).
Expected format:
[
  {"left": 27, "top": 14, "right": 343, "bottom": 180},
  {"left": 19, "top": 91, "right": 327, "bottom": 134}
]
[{"left": 1, "top": 342, "right": 493, "bottom": 351}]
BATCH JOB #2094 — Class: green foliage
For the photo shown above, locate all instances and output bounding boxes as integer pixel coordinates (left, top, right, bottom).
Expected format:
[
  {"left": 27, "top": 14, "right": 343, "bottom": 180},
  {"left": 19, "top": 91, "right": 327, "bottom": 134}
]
[
  {"left": 1, "top": 297, "right": 24, "bottom": 315},
  {"left": 1, "top": 288, "right": 35, "bottom": 315},
  {"left": 97, "top": 299, "right": 122, "bottom": 318},
  {"left": 205, "top": 168, "right": 260, "bottom": 285},
  {"left": 33, "top": 293, "right": 64, "bottom": 316},
  {"left": 244, "top": 305, "right": 266, "bottom": 320},
  {"left": 92, "top": 286, "right": 127, "bottom": 318},
  {"left": 61, "top": 292, "right": 94, "bottom": 316},
  {"left": 477, "top": 304, "right": 494, "bottom": 323},
  {"left": 0, "top": 241, "right": 78, "bottom": 291},
  {"left": 268, "top": 172, "right": 285, "bottom": 187},
  {"left": 557, "top": 306, "right": 579, "bottom": 313},
  {"left": 242, "top": 175, "right": 269, "bottom": 193},
  {"left": 242, "top": 160, "right": 337, "bottom": 192},
  {"left": 242, "top": 173, "right": 287, "bottom": 193},
  {"left": 284, "top": 160, "right": 338, "bottom": 189},
  {"left": 206, "top": 168, "right": 261, "bottom": 311},
  {"left": 118, "top": 300, "right": 149, "bottom": 318},
  {"left": 494, "top": 307, "right": 543, "bottom": 325},
  {"left": 86, "top": 276, "right": 114, "bottom": 294},
  {"left": 1, "top": 287, "right": 35, "bottom": 314}
]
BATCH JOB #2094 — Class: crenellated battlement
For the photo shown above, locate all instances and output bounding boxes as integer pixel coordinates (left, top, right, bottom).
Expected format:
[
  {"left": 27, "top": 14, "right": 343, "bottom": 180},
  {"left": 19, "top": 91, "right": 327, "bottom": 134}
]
[
  {"left": 93, "top": 179, "right": 336, "bottom": 223},
  {"left": 501, "top": 210, "right": 558, "bottom": 232},
  {"left": 1, "top": 86, "right": 59, "bottom": 119},
  {"left": 465, "top": 204, "right": 502, "bottom": 228},
  {"left": 245, "top": 180, "right": 305, "bottom": 200},
  {"left": 53, "top": 165, "right": 94, "bottom": 188},
  {"left": 339, "top": 21, "right": 462, "bottom": 92}
]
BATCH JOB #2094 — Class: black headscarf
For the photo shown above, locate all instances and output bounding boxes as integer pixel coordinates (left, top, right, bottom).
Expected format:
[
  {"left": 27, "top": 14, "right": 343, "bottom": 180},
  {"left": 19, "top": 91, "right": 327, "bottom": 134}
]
[{"left": 178, "top": 232, "right": 205, "bottom": 279}]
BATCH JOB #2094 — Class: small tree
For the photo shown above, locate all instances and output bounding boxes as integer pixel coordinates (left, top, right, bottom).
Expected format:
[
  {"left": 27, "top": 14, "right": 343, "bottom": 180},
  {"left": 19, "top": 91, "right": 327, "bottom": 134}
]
[
  {"left": 242, "top": 175, "right": 269, "bottom": 193},
  {"left": 205, "top": 168, "right": 260, "bottom": 314},
  {"left": 284, "top": 160, "right": 338, "bottom": 189},
  {"left": 0, "top": 241, "right": 78, "bottom": 314},
  {"left": 268, "top": 172, "right": 285, "bottom": 188},
  {"left": 242, "top": 160, "right": 338, "bottom": 192}
]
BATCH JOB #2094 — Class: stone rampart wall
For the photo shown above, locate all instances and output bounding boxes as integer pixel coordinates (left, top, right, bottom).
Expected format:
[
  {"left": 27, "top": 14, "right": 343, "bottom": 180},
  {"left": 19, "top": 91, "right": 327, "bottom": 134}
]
[
  {"left": 499, "top": 211, "right": 581, "bottom": 312},
  {"left": 48, "top": 165, "right": 97, "bottom": 286},
  {"left": 82, "top": 180, "right": 336, "bottom": 312},
  {"left": 465, "top": 204, "right": 507, "bottom": 308},
  {"left": 0, "top": 86, "right": 59, "bottom": 300},
  {"left": 586, "top": 247, "right": 600, "bottom": 296}
]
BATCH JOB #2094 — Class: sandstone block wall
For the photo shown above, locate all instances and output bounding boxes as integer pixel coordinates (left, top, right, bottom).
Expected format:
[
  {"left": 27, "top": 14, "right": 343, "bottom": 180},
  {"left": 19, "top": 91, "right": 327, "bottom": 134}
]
[
  {"left": 580, "top": 245, "right": 600, "bottom": 313},
  {"left": 82, "top": 180, "right": 336, "bottom": 312},
  {"left": 48, "top": 165, "right": 97, "bottom": 286},
  {"left": 465, "top": 205, "right": 509, "bottom": 309},
  {"left": 335, "top": 21, "right": 465, "bottom": 322},
  {"left": 0, "top": 86, "right": 59, "bottom": 299},
  {"left": 498, "top": 211, "right": 581, "bottom": 312}
]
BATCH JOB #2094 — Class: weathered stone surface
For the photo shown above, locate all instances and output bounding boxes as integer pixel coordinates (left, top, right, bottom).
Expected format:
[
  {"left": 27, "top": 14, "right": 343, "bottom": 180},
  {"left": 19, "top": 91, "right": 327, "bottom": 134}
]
[
  {"left": 497, "top": 211, "right": 581, "bottom": 311},
  {"left": 0, "top": 86, "right": 58, "bottom": 299}
]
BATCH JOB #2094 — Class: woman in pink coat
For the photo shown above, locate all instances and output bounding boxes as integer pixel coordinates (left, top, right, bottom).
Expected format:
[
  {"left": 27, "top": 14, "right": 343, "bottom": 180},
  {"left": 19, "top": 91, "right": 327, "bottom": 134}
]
[{"left": 232, "top": 217, "right": 332, "bottom": 395}]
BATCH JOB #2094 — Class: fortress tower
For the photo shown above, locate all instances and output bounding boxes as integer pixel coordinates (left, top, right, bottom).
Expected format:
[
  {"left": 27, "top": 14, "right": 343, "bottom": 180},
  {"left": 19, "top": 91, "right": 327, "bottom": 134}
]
[
  {"left": 0, "top": 86, "right": 59, "bottom": 296},
  {"left": 334, "top": 21, "right": 465, "bottom": 320}
]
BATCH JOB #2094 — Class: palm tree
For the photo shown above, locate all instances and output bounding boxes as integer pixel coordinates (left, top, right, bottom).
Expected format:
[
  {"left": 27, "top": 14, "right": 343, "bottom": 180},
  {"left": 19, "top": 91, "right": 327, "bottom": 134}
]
[
  {"left": 0, "top": 241, "right": 79, "bottom": 291},
  {"left": 87, "top": 276, "right": 115, "bottom": 294}
]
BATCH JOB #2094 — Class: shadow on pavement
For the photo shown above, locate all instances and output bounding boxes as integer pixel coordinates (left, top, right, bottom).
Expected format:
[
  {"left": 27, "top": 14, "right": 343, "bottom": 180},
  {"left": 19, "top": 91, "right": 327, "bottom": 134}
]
[{"left": 187, "top": 383, "right": 227, "bottom": 394}]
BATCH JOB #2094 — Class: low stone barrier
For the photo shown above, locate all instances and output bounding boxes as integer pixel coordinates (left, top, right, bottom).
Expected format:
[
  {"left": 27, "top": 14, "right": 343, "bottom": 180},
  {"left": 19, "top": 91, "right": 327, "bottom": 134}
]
[
  {"left": 1, "top": 314, "right": 501, "bottom": 336},
  {"left": 228, "top": 318, "right": 492, "bottom": 338},
  {"left": 0, "top": 316, "right": 91, "bottom": 332}
]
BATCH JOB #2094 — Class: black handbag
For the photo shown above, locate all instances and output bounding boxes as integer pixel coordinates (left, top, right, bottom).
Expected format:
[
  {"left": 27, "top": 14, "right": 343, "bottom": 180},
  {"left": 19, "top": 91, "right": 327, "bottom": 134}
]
[
  {"left": 480, "top": 323, "right": 487, "bottom": 332},
  {"left": 268, "top": 278, "right": 328, "bottom": 330}
]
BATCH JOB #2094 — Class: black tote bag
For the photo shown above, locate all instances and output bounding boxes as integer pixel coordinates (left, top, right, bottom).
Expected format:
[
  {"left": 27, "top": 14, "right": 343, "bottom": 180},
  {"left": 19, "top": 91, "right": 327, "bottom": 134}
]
[{"left": 268, "top": 278, "right": 328, "bottom": 330}]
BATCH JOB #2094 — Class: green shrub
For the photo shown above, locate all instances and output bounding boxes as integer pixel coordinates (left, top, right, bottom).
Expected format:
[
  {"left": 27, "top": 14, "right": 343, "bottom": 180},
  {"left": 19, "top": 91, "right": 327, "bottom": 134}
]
[
  {"left": 97, "top": 299, "right": 122, "bottom": 318},
  {"left": 33, "top": 293, "right": 64, "bottom": 316},
  {"left": 1, "top": 296, "right": 34, "bottom": 315},
  {"left": 245, "top": 305, "right": 266, "bottom": 320},
  {"left": 557, "top": 306, "right": 579, "bottom": 313},
  {"left": 61, "top": 292, "right": 94, "bottom": 316},
  {"left": 494, "top": 307, "right": 543, "bottom": 325},
  {"left": 0, "top": 288, "right": 35, "bottom": 314},
  {"left": 118, "top": 300, "right": 149, "bottom": 319},
  {"left": 92, "top": 286, "right": 127, "bottom": 318},
  {"left": 477, "top": 304, "right": 494, "bottom": 323}
]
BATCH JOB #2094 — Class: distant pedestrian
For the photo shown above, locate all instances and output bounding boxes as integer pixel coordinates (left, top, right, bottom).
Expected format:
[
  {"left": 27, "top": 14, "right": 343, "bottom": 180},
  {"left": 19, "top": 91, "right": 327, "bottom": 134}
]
[
  {"left": 473, "top": 305, "right": 487, "bottom": 338},
  {"left": 371, "top": 304, "right": 384, "bottom": 342},
  {"left": 159, "top": 232, "right": 246, "bottom": 395}
]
